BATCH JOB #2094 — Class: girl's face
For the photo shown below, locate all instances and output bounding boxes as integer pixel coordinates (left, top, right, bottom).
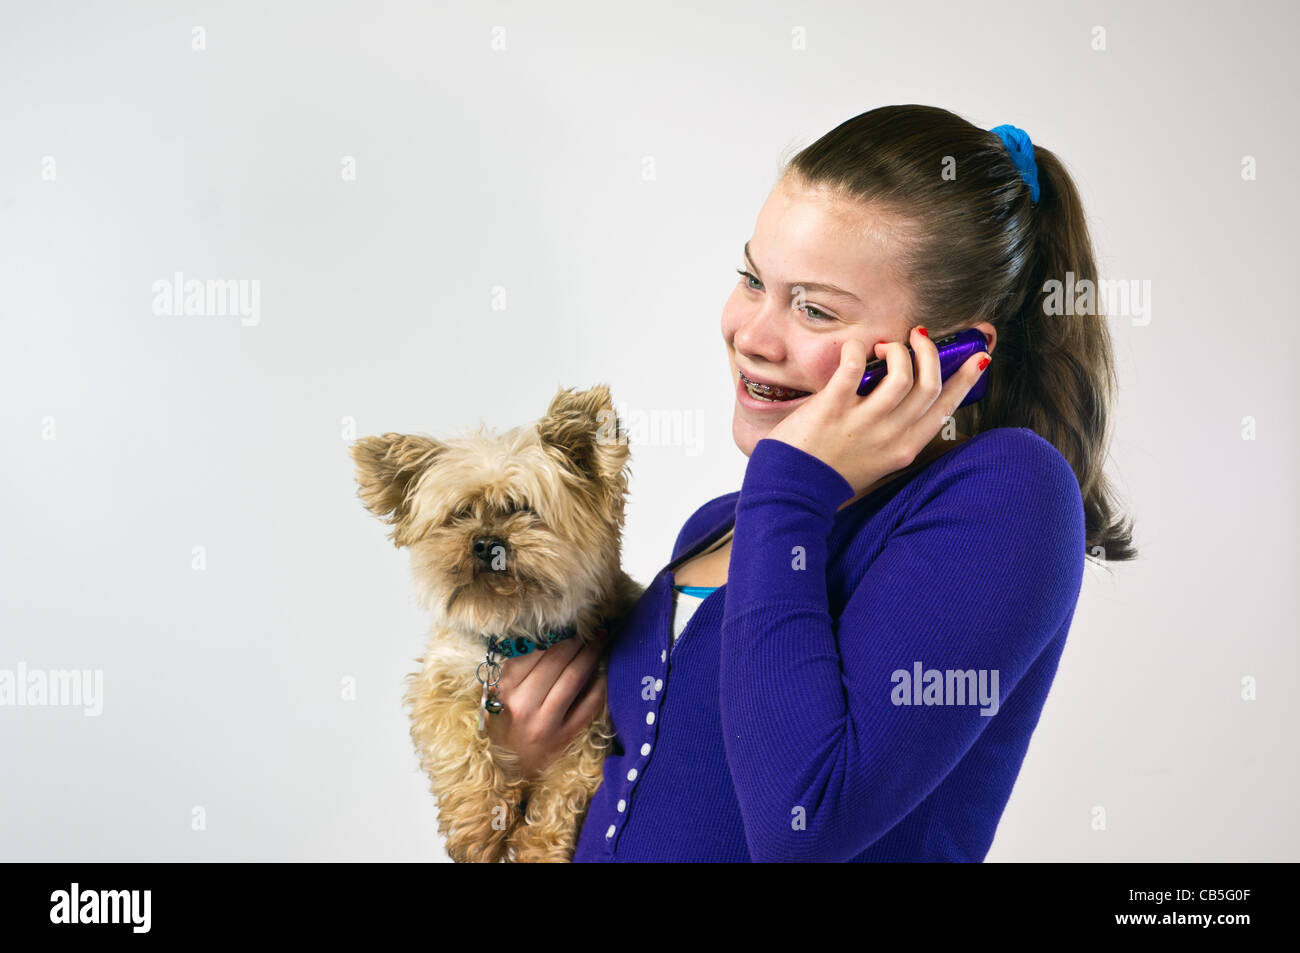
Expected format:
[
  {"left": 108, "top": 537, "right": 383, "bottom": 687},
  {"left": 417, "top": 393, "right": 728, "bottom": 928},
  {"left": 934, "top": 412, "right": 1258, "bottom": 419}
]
[{"left": 722, "top": 177, "right": 919, "bottom": 457}]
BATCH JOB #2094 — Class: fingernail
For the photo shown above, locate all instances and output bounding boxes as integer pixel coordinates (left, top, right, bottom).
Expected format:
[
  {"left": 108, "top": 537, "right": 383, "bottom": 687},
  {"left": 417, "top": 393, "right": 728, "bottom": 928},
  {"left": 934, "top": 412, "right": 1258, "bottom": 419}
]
[
  {"left": 916, "top": 327, "right": 928, "bottom": 337},
  {"left": 978, "top": 357, "right": 990, "bottom": 371}
]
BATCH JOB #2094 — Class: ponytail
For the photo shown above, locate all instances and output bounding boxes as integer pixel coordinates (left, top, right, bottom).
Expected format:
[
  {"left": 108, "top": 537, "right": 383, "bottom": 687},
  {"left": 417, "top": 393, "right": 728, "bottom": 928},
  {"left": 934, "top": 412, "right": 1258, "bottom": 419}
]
[{"left": 984, "top": 146, "right": 1137, "bottom": 562}]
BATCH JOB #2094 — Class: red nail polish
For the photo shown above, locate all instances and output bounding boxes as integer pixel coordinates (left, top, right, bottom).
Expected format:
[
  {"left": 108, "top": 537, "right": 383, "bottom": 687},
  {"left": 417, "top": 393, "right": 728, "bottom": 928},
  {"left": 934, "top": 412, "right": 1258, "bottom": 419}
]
[
  {"left": 978, "top": 357, "right": 990, "bottom": 371},
  {"left": 916, "top": 327, "right": 928, "bottom": 337}
]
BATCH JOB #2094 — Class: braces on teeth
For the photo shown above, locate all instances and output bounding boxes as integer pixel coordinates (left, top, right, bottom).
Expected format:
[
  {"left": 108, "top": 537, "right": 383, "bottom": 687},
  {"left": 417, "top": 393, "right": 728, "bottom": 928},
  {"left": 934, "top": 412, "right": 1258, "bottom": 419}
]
[{"left": 743, "top": 374, "right": 808, "bottom": 401}]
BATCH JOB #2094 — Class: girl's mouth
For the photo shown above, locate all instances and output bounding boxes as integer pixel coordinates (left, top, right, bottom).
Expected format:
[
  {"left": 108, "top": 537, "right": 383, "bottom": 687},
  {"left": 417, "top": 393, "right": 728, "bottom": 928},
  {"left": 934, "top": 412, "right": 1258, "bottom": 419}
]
[{"left": 737, "top": 369, "right": 812, "bottom": 407}]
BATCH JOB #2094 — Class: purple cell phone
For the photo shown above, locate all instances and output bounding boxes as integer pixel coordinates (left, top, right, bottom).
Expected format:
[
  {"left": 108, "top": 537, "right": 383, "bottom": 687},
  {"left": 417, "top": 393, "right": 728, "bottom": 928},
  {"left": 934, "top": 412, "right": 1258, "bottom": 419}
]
[{"left": 856, "top": 326, "right": 990, "bottom": 408}]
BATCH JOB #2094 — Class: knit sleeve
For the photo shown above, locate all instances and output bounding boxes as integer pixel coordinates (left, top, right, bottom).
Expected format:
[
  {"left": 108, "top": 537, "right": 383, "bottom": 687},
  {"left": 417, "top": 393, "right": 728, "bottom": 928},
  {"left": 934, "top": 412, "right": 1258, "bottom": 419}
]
[{"left": 719, "top": 434, "right": 1086, "bottom": 862}]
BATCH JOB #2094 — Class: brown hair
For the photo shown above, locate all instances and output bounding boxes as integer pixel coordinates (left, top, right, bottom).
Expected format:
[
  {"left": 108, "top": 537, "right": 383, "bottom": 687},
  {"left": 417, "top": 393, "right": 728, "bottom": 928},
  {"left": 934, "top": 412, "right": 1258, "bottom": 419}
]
[{"left": 781, "top": 104, "right": 1136, "bottom": 563}]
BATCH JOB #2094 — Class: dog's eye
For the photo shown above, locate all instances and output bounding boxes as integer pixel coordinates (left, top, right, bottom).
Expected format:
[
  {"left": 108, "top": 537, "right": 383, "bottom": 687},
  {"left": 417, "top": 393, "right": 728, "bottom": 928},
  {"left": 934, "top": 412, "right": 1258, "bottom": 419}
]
[
  {"left": 452, "top": 504, "right": 473, "bottom": 520},
  {"left": 504, "top": 501, "right": 535, "bottom": 516}
]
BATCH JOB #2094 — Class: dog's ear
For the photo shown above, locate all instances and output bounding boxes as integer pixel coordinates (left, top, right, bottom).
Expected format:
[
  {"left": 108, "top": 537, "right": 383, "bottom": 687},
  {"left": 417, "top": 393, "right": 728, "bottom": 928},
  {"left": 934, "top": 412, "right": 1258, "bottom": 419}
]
[
  {"left": 349, "top": 433, "right": 445, "bottom": 546},
  {"left": 537, "top": 383, "right": 630, "bottom": 490}
]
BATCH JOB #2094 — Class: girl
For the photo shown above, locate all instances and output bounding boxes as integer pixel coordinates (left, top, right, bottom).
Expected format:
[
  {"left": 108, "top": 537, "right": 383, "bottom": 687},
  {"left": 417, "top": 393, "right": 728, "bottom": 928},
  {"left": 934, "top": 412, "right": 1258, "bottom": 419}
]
[{"left": 487, "top": 104, "right": 1136, "bottom": 862}]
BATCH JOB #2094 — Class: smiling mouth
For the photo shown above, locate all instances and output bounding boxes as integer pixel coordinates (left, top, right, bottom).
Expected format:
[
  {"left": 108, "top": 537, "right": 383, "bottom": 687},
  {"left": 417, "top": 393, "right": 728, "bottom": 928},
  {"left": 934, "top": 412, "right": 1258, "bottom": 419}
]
[{"left": 738, "top": 369, "right": 812, "bottom": 402}]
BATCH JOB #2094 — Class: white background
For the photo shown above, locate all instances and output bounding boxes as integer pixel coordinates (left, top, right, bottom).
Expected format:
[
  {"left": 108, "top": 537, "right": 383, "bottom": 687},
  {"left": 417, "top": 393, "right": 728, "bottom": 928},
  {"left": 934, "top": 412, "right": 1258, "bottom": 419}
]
[{"left": 1, "top": 0, "right": 1295, "bottom": 861}]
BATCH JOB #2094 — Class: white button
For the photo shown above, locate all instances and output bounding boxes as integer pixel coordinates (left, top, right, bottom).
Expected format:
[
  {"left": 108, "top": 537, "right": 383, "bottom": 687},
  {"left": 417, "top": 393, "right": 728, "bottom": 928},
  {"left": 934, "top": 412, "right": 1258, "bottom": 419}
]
[
  {"left": 617, "top": 799, "right": 626, "bottom": 812},
  {"left": 627, "top": 768, "right": 638, "bottom": 781},
  {"left": 661, "top": 650, "right": 666, "bottom": 662},
  {"left": 646, "top": 712, "right": 655, "bottom": 725},
  {"left": 640, "top": 743, "right": 651, "bottom": 756},
  {"left": 655, "top": 679, "right": 663, "bottom": 692},
  {"left": 605, "top": 824, "right": 615, "bottom": 839}
]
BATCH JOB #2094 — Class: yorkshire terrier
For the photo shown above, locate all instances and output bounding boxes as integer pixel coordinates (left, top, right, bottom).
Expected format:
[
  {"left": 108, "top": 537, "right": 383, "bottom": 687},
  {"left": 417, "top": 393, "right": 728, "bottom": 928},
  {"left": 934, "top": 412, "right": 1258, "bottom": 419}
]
[{"left": 350, "top": 384, "right": 643, "bottom": 862}]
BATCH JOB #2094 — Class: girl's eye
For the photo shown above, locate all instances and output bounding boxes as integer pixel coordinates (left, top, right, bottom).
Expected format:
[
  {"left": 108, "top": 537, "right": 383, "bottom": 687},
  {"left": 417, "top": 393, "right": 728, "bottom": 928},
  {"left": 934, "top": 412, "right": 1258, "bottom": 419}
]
[
  {"left": 735, "top": 268, "right": 835, "bottom": 323},
  {"left": 736, "top": 267, "right": 763, "bottom": 291}
]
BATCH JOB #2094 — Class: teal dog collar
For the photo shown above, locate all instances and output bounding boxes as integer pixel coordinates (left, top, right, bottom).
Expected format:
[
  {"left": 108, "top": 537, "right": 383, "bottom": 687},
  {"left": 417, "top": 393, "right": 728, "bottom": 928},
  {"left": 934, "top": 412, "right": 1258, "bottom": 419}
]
[{"left": 484, "top": 624, "right": 581, "bottom": 659}]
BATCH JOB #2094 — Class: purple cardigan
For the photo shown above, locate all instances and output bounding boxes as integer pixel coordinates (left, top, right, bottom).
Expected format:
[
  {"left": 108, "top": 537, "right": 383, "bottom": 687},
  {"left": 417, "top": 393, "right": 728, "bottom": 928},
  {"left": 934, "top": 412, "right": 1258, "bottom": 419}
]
[{"left": 573, "top": 429, "right": 1086, "bottom": 862}]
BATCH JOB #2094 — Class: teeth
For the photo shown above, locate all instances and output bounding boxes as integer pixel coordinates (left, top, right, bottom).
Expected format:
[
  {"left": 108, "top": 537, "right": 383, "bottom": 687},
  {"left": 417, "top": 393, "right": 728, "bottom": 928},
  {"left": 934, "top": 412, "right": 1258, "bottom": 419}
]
[
  {"left": 746, "top": 382, "right": 783, "bottom": 402},
  {"left": 742, "top": 374, "right": 808, "bottom": 401}
]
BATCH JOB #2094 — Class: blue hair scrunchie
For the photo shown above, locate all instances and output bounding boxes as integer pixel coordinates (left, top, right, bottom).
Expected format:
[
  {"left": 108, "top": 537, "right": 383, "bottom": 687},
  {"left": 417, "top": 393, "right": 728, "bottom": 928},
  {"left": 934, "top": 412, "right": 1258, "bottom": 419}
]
[{"left": 989, "top": 124, "right": 1040, "bottom": 205}]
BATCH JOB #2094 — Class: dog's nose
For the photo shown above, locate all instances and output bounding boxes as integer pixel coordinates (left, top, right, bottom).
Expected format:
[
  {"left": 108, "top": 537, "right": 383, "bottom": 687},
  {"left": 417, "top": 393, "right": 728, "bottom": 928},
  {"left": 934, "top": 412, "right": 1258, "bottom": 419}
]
[{"left": 472, "top": 536, "right": 508, "bottom": 570}]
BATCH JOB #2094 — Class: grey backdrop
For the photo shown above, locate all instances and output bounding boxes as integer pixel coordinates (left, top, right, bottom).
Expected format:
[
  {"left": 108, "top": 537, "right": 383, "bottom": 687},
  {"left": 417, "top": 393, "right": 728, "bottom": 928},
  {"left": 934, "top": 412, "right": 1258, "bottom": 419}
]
[{"left": 2, "top": 0, "right": 1296, "bottom": 862}]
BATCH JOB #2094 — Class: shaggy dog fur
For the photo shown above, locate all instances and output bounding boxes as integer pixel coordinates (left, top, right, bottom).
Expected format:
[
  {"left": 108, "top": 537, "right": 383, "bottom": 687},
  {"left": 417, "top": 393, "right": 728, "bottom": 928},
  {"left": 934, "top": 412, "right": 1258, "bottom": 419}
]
[{"left": 350, "top": 385, "right": 643, "bottom": 862}]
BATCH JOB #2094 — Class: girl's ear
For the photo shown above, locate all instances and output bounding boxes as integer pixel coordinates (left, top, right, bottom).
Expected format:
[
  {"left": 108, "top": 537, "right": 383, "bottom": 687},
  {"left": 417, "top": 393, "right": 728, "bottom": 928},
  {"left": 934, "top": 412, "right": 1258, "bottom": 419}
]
[{"left": 970, "top": 320, "right": 997, "bottom": 356}]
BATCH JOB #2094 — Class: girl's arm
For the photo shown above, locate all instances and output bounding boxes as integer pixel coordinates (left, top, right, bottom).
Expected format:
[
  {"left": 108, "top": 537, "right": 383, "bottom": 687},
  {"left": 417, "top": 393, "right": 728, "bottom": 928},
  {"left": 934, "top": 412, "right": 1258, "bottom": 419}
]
[{"left": 719, "top": 434, "right": 1085, "bottom": 862}]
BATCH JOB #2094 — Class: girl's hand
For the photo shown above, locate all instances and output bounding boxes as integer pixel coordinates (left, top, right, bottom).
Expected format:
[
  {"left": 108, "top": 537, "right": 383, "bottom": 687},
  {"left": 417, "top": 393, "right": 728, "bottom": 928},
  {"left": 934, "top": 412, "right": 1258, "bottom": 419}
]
[
  {"left": 763, "top": 326, "right": 990, "bottom": 498},
  {"left": 483, "top": 631, "right": 608, "bottom": 782}
]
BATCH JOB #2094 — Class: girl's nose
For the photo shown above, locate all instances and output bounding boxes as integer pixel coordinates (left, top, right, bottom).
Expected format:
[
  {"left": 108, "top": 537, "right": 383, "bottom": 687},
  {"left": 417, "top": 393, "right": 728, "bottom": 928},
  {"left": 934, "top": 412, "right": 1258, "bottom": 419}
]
[{"left": 734, "top": 301, "right": 789, "bottom": 362}]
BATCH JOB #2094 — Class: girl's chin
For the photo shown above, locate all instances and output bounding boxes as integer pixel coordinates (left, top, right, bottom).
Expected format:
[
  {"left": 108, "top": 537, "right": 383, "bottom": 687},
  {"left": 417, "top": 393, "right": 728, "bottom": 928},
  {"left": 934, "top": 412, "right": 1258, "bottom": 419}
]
[{"left": 732, "top": 412, "right": 779, "bottom": 456}]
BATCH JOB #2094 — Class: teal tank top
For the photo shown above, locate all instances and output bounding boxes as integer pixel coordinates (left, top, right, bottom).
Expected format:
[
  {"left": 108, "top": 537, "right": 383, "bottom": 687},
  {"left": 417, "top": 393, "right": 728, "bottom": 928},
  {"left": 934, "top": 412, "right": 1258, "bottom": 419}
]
[{"left": 672, "top": 585, "right": 719, "bottom": 597}]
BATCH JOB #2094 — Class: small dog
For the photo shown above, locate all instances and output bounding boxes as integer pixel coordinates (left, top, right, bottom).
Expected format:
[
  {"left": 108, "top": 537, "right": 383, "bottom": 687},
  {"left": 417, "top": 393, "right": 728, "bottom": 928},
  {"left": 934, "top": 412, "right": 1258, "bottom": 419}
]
[{"left": 350, "top": 384, "right": 643, "bottom": 862}]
